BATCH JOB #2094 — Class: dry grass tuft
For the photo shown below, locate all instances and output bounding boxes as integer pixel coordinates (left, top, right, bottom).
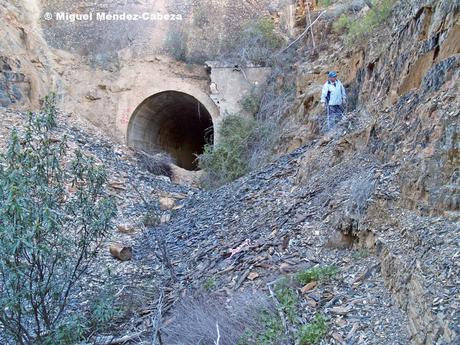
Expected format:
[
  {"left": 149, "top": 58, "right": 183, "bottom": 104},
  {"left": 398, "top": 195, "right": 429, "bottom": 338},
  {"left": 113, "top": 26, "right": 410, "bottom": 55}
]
[{"left": 162, "top": 292, "right": 277, "bottom": 345}]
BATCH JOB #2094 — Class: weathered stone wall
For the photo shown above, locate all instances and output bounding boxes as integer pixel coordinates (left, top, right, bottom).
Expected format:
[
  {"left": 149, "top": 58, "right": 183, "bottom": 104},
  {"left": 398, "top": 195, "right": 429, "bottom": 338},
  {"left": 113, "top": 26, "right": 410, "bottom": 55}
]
[
  {"left": 40, "top": 0, "right": 172, "bottom": 67},
  {"left": 54, "top": 53, "right": 214, "bottom": 141},
  {"left": 39, "top": 0, "right": 278, "bottom": 66},
  {"left": 206, "top": 62, "right": 272, "bottom": 117}
]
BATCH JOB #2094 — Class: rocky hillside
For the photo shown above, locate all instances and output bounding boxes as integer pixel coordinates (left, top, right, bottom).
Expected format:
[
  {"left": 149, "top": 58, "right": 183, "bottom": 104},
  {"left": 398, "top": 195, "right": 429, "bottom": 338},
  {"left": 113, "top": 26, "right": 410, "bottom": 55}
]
[
  {"left": 0, "top": 0, "right": 458, "bottom": 344},
  {"left": 136, "top": 0, "right": 459, "bottom": 344}
]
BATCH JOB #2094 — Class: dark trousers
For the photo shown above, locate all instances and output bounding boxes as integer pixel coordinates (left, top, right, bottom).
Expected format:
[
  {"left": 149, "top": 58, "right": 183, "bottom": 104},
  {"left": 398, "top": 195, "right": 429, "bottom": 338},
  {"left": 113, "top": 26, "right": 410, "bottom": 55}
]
[{"left": 327, "top": 105, "right": 345, "bottom": 130}]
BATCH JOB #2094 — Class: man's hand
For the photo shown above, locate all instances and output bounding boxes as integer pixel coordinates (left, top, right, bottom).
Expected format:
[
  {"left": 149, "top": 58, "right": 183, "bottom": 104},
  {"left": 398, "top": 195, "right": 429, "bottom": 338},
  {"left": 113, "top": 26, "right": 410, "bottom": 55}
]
[{"left": 321, "top": 102, "right": 326, "bottom": 108}]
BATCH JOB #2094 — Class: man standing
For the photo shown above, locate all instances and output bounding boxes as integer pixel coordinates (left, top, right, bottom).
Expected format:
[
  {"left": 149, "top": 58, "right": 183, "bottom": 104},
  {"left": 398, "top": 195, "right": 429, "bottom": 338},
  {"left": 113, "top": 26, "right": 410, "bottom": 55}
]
[{"left": 320, "top": 71, "right": 347, "bottom": 130}]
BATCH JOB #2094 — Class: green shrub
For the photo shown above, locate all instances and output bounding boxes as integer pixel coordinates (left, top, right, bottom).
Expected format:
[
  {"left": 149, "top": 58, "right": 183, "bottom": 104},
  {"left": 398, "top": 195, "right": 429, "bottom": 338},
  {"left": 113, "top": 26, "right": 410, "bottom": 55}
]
[
  {"left": 198, "top": 115, "right": 263, "bottom": 188},
  {"left": 241, "top": 94, "right": 260, "bottom": 115},
  {"left": 297, "top": 314, "right": 328, "bottom": 345},
  {"left": 274, "top": 287, "right": 299, "bottom": 323},
  {"left": 142, "top": 209, "right": 160, "bottom": 227},
  {"left": 203, "top": 277, "right": 217, "bottom": 291},
  {"left": 225, "top": 16, "right": 283, "bottom": 66},
  {"left": 89, "top": 284, "right": 124, "bottom": 333},
  {"left": 343, "top": 0, "right": 396, "bottom": 43},
  {"left": 333, "top": 13, "right": 353, "bottom": 34},
  {"left": 45, "top": 314, "right": 88, "bottom": 345},
  {"left": 237, "top": 310, "right": 284, "bottom": 345},
  {"left": 0, "top": 94, "right": 116, "bottom": 344},
  {"left": 352, "top": 248, "right": 370, "bottom": 259},
  {"left": 253, "top": 17, "right": 283, "bottom": 49},
  {"left": 295, "top": 265, "right": 339, "bottom": 285},
  {"left": 256, "top": 311, "right": 285, "bottom": 345}
]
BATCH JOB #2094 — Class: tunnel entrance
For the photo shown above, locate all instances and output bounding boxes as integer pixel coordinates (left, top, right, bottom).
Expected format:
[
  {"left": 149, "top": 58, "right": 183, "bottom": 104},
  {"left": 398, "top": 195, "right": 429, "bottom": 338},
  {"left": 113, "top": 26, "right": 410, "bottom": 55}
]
[{"left": 127, "top": 91, "right": 214, "bottom": 170}]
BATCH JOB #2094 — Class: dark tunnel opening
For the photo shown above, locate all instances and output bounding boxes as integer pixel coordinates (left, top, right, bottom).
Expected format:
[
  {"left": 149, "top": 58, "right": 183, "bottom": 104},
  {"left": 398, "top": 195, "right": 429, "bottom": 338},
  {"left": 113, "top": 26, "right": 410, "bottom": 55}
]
[{"left": 127, "top": 91, "right": 214, "bottom": 170}]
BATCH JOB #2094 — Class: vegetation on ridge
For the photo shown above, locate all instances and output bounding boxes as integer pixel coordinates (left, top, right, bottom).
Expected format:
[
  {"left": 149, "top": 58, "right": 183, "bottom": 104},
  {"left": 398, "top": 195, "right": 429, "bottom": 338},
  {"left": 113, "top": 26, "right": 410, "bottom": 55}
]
[{"left": 333, "top": 0, "right": 396, "bottom": 43}]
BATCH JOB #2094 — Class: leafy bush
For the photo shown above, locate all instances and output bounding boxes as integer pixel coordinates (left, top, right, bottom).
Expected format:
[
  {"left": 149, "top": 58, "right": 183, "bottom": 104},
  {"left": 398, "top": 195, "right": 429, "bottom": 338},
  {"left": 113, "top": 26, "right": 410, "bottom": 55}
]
[
  {"left": 274, "top": 286, "right": 299, "bottom": 323},
  {"left": 198, "top": 115, "right": 271, "bottom": 188},
  {"left": 336, "top": 0, "right": 396, "bottom": 43},
  {"left": 295, "top": 265, "right": 340, "bottom": 285},
  {"left": 0, "top": 95, "right": 116, "bottom": 344},
  {"left": 142, "top": 209, "right": 161, "bottom": 227},
  {"left": 255, "top": 311, "right": 285, "bottom": 345},
  {"left": 237, "top": 310, "right": 285, "bottom": 345},
  {"left": 253, "top": 17, "right": 283, "bottom": 50},
  {"left": 242, "top": 16, "right": 284, "bottom": 66},
  {"left": 88, "top": 284, "right": 124, "bottom": 333},
  {"left": 333, "top": 13, "right": 353, "bottom": 34},
  {"left": 203, "top": 277, "right": 217, "bottom": 291},
  {"left": 297, "top": 314, "right": 328, "bottom": 345},
  {"left": 352, "top": 248, "right": 370, "bottom": 259},
  {"left": 241, "top": 94, "right": 261, "bottom": 115}
]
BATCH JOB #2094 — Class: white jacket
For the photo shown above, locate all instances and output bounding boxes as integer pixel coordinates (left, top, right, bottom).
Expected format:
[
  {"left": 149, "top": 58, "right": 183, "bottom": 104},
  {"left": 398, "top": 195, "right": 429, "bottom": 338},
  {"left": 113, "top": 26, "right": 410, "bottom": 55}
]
[{"left": 320, "top": 80, "right": 346, "bottom": 106}]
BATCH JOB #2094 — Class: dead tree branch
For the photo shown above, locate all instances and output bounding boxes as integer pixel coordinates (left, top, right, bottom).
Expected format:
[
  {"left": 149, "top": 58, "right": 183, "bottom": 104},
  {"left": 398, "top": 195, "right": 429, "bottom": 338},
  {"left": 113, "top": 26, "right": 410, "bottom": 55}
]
[{"left": 280, "top": 10, "right": 326, "bottom": 53}]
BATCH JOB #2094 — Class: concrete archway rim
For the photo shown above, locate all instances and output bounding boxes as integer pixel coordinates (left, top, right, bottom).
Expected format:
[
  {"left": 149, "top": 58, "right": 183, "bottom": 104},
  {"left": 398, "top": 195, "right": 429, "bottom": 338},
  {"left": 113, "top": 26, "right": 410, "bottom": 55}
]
[{"left": 125, "top": 87, "right": 220, "bottom": 145}]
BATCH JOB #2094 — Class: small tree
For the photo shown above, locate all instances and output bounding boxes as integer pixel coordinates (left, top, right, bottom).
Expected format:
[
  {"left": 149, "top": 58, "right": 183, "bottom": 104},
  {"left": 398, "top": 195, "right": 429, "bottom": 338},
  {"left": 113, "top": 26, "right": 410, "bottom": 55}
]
[
  {"left": 198, "top": 115, "right": 256, "bottom": 188},
  {"left": 0, "top": 94, "right": 116, "bottom": 344}
]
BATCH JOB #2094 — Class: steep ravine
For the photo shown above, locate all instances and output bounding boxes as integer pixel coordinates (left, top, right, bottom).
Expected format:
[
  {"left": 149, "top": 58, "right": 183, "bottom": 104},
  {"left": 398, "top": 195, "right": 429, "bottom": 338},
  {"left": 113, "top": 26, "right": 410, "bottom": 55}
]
[
  {"left": 0, "top": 0, "right": 458, "bottom": 344},
  {"left": 138, "top": 1, "right": 459, "bottom": 344}
]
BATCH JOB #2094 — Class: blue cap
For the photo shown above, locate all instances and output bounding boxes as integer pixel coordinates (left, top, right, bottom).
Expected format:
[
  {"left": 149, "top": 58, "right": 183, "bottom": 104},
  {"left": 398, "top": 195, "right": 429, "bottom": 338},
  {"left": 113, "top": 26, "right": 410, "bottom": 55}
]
[{"left": 328, "top": 71, "right": 337, "bottom": 78}]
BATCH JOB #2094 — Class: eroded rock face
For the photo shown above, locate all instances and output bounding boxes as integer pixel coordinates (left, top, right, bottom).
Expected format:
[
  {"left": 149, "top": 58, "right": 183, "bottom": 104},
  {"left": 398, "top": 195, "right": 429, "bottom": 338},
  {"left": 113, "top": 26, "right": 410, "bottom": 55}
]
[
  {"left": 0, "top": 57, "right": 26, "bottom": 107},
  {"left": 0, "top": 0, "right": 58, "bottom": 109},
  {"left": 279, "top": 1, "right": 459, "bottom": 343},
  {"left": 40, "top": 0, "right": 171, "bottom": 66}
]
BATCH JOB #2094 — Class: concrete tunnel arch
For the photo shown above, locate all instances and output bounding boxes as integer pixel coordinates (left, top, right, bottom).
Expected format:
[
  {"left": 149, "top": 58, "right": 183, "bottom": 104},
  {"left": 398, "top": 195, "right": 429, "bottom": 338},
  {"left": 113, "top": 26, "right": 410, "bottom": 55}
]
[{"left": 126, "top": 90, "right": 217, "bottom": 171}]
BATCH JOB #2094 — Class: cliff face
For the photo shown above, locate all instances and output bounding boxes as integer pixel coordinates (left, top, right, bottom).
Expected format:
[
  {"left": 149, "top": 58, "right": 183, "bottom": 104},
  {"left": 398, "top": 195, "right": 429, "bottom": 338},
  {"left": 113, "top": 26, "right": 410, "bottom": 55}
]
[
  {"left": 0, "top": 0, "right": 57, "bottom": 109},
  {"left": 291, "top": 0, "right": 459, "bottom": 218},
  {"left": 287, "top": 0, "right": 460, "bottom": 342}
]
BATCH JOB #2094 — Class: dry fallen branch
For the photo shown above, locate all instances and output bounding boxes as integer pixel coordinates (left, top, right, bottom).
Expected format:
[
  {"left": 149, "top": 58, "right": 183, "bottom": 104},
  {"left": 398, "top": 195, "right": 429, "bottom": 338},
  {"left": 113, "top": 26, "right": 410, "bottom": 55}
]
[
  {"left": 214, "top": 322, "right": 221, "bottom": 345},
  {"left": 280, "top": 10, "right": 326, "bottom": 53}
]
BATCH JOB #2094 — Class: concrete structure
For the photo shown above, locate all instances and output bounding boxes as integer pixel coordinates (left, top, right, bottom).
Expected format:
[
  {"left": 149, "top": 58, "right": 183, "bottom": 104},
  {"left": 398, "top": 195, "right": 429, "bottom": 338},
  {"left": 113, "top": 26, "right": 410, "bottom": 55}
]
[
  {"left": 125, "top": 63, "right": 271, "bottom": 170},
  {"left": 2, "top": 0, "right": 277, "bottom": 170},
  {"left": 55, "top": 57, "right": 270, "bottom": 170},
  {"left": 127, "top": 90, "right": 215, "bottom": 170},
  {"left": 206, "top": 61, "right": 272, "bottom": 117}
]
